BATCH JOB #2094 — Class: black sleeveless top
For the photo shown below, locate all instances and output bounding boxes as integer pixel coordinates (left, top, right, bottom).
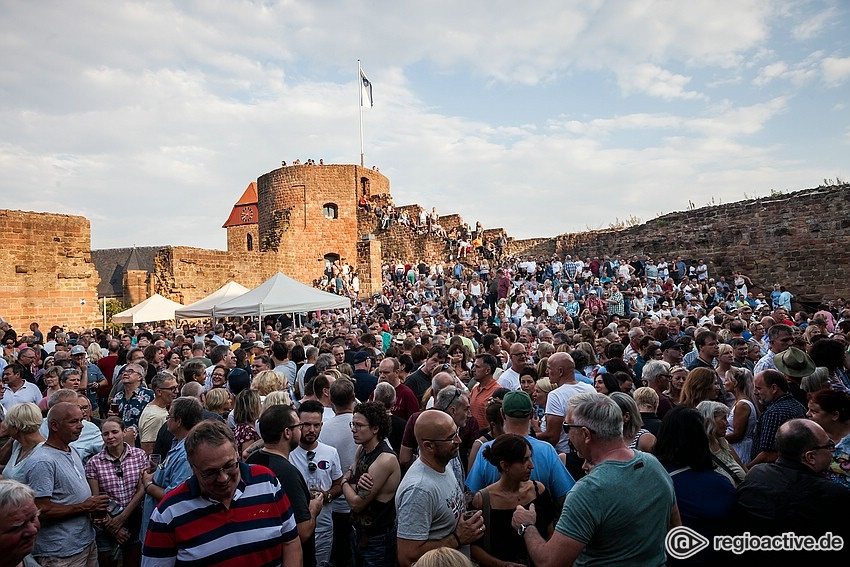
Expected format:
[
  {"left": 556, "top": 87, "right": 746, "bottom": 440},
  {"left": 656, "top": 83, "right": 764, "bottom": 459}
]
[
  {"left": 351, "top": 441, "right": 397, "bottom": 534},
  {"left": 479, "top": 481, "right": 554, "bottom": 566}
]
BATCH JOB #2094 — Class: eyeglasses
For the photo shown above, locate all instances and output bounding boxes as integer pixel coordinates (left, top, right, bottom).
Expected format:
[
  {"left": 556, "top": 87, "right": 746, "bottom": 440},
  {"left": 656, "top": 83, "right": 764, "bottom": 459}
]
[
  {"left": 123, "top": 369, "right": 141, "bottom": 376},
  {"left": 808, "top": 439, "right": 836, "bottom": 452},
  {"left": 349, "top": 421, "right": 370, "bottom": 431},
  {"left": 423, "top": 428, "right": 461, "bottom": 443},
  {"left": 157, "top": 386, "right": 179, "bottom": 393},
  {"left": 285, "top": 422, "right": 305, "bottom": 431},
  {"left": 198, "top": 459, "right": 239, "bottom": 480},
  {"left": 562, "top": 423, "right": 596, "bottom": 434},
  {"left": 307, "top": 450, "right": 317, "bottom": 473}
]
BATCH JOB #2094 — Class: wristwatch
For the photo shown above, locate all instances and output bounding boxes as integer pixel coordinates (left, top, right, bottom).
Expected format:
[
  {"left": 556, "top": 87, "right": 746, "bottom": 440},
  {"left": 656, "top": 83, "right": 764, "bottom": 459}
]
[{"left": 517, "top": 522, "right": 533, "bottom": 537}]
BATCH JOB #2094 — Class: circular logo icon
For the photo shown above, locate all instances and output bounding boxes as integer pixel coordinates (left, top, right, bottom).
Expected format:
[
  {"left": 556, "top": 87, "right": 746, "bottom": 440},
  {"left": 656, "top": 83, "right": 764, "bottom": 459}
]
[{"left": 665, "top": 526, "right": 710, "bottom": 560}]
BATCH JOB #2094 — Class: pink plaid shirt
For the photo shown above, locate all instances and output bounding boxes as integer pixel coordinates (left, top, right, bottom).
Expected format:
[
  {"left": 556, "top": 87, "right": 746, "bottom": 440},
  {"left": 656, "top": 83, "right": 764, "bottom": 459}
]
[{"left": 85, "top": 443, "right": 148, "bottom": 506}]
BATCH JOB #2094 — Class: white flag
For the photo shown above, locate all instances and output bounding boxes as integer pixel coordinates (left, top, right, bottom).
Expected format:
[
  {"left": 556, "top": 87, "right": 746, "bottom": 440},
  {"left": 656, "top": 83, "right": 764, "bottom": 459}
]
[{"left": 360, "top": 68, "right": 373, "bottom": 107}]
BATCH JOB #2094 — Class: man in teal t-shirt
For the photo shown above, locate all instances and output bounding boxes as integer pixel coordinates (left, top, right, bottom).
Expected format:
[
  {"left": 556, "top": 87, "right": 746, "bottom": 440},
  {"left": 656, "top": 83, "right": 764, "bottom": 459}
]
[{"left": 512, "top": 392, "right": 679, "bottom": 566}]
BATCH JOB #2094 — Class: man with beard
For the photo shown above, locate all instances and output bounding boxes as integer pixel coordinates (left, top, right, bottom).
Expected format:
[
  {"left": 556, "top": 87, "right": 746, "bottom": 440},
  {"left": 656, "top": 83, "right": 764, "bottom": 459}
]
[
  {"left": 248, "top": 404, "right": 323, "bottom": 567},
  {"left": 290, "top": 400, "right": 343, "bottom": 567},
  {"left": 396, "top": 411, "right": 484, "bottom": 567}
]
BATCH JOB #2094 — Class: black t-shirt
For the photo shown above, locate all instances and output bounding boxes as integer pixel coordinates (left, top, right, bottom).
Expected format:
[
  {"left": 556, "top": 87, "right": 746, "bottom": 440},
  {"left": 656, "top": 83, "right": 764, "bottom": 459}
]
[
  {"left": 247, "top": 450, "right": 317, "bottom": 567},
  {"left": 404, "top": 368, "right": 430, "bottom": 406}
]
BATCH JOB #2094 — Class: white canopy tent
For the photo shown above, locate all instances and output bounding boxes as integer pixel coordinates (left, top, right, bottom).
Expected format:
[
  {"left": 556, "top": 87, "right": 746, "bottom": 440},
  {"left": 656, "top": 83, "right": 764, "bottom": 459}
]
[
  {"left": 174, "top": 281, "right": 250, "bottom": 319},
  {"left": 213, "top": 272, "right": 351, "bottom": 318},
  {"left": 112, "top": 294, "right": 185, "bottom": 324}
]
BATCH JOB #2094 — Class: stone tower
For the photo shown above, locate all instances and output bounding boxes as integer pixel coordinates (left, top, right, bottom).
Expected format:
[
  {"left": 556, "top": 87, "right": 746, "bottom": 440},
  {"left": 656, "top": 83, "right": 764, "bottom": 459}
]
[{"left": 256, "top": 164, "right": 389, "bottom": 284}]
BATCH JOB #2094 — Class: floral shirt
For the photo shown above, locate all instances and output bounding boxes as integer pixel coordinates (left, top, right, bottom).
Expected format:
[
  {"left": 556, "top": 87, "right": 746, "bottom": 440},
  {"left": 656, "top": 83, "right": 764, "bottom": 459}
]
[
  {"left": 825, "top": 433, "right": 850, "bottom": 489},
  {"left": 113, "top": 386, "right": 154, "bottom": 429}
]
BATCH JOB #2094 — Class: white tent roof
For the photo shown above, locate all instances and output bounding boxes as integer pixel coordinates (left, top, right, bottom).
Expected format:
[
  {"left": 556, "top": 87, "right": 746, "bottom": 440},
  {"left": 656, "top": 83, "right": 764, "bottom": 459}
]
[
  {"left": 213, "top": 272, "right": 351, "bottom": 317},
  {"left": 112, "top": 294, "right": 185, "bottom": 324},
  {"left": 174, "top": 281, "right": 250, "bottom": 319}
]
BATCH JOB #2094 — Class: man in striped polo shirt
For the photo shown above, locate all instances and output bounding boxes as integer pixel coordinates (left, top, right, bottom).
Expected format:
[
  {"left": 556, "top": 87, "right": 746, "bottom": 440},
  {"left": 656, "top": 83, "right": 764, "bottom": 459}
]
[{"left": 141, "top": 420, "right": 302, "bottom": 567}]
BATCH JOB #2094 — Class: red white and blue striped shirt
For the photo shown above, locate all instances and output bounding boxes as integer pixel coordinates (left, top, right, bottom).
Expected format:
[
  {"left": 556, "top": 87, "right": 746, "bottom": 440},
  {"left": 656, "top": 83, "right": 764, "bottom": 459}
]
[{"left": 142, "top": 463, "right": 298, "bottom": 567}]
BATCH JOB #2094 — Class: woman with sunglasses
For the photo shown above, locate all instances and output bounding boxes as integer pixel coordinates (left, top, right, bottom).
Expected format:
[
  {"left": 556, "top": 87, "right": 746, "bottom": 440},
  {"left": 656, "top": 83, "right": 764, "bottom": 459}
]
[{"left": 85, "top": 417, "right": 148, "bottom": 567}]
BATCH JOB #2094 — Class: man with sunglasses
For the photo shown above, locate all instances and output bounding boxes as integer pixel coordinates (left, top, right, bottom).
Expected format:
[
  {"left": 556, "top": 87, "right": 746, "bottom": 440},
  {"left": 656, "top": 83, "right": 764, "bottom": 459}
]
[
  {"left": 249, "top": 404, "right": 322, "bottom": 567},
  {"left": 138, "top": 372, "right": 179, "bottom": 455},
  {"left": 290, "top": 400, "right": 343, "bottom": 567},
  {"left": 143, "top": 419, "right": 301, "bottom": 567},
  {"left": 511, "top": 392, "right": 679, "bottom": 566},
  {"left": 396, "top": 410, "right": 484, "bottom": 567}
]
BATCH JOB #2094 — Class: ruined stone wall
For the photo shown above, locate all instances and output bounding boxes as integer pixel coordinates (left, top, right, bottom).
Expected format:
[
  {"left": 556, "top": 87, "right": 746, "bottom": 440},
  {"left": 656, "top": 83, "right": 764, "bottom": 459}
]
[
  {"left": 375, "top": 223, "right": 450, "bottom": 265},
  {"left": 509, "top": 237, "right": 558, "bottom": 258},
  {"left": 356, "top": 239, "right": 383, "bottom": 295},
  {"left": 0, "top": 210, "right": 99, "bottom": 330},
  {"left": 555, "top": 185, "right": 850, "bottom": 302},
  {"left": 153, "top": 246, "right": 282, "bottom": 304}
]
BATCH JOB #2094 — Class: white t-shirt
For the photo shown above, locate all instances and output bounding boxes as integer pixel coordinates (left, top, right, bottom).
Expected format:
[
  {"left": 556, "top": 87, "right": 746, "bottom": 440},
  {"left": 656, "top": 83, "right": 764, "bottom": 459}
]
[
  {"left": 290, "top": 443, "right": 342, "bottom": 533},
  {"left": 497, "top": 368, "right": 521, "bottom": 391},
  {"left": 544, "top": 381, "right": 596, "bottom": 453}
]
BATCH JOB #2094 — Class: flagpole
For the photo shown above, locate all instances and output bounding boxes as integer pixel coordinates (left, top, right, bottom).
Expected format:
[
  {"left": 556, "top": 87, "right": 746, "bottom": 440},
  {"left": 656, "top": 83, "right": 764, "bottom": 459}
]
[{"left": 358, "top": 59, "right": 365, "bottom": 167}]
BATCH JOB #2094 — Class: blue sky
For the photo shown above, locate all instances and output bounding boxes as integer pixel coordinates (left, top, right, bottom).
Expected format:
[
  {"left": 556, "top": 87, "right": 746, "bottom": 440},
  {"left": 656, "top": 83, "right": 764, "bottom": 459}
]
[{"left": 1, "top": 0, "right": 848, "bottom": 249}]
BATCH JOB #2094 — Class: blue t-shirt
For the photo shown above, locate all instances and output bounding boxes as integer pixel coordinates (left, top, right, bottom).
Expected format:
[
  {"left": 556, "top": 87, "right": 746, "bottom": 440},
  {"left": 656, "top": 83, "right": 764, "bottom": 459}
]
[{"left": 465, "top": 435, "right": 575, "bottom": 498}]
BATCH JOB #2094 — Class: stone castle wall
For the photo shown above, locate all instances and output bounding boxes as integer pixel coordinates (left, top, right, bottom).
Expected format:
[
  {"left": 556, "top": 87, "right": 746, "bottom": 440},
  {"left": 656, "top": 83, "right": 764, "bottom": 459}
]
[
  {"left": 552, "top": 185, "right": 850, "bottom": 302},
  {"left": 0, "top": 210, "right": 99, "bottom": 330},
  {"left": 5, "top": 178, "right": 847, "bottom": 327}
]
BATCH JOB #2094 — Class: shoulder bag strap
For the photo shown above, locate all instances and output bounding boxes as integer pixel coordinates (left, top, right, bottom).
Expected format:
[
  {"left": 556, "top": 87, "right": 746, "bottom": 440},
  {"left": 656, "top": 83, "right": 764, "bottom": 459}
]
[
  {"left": 711, "top": 454, "right": 742, "bottom": 486},
  {"left": 480, "top": 487, "right": 491, "bottom": 552}
]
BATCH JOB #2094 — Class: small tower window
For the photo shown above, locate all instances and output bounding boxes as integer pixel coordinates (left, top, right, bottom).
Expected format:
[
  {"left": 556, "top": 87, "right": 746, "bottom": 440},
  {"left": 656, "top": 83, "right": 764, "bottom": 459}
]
[
  {"left": 323, "top": 203, "right": 339, "bottom": 219},
  {"left": 246, "top": 233, "right": 253, "bottom": 251}
]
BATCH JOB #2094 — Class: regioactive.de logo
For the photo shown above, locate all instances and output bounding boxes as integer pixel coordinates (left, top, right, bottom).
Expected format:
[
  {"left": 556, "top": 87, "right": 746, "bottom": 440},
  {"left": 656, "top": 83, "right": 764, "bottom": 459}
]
[{"left": 666, "top": 526, "right": 710, "bottom": 560}]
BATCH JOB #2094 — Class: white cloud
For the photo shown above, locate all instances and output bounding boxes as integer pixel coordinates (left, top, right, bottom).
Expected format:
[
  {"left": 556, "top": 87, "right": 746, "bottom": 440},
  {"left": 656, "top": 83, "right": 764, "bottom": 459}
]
[
  {"left": 821, "top": 56, "right": 850, "bottom": 85},
  {"left": 617, "top": 63, "right": 706, "bottom": 100},
  {"left": 0, "top": 0, "right": 846, "bottom": 248},
  {"left": 792, "top": 5, "right": 839, "bottom": 40}
]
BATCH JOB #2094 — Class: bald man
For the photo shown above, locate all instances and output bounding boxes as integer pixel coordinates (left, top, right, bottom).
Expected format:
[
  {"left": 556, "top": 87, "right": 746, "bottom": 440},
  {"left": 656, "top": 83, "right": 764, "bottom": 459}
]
[
  {"left": 539, "top": 352, "right": 595, "bottom": 453},
  {"left": 395, "top": 410, "right": 484, "bottom": 567},
  {"left": 24, "top": 402, "right": 109, "bottom": 564}
]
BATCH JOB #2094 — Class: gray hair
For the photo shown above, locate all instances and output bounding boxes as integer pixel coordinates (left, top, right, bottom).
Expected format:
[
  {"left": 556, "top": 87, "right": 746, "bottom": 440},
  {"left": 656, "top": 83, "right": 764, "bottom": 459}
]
[
  {"left": 568, "top": 392, "right": 623, "bottom": 441},
  {"left": 801, "top": 367, "right": 830, "bottom": 393},
  {"left": 181, "top": 381, "right": 204, "bottom": 399},
  {"left": 48, "top": 388, "right": 80, "bottom": 409},
  {"left": 314, "top": 353, "right": 336, "bottom": 373},
  {"left": 610, "top": 392, "right": 644, "bottom": 440},
  {"left": 151, "top": 371, "right": 174, "bottom": 391},
  {"left": 642, "top": 360, "right": 671, "bottom": 384},
  {"left": 0, "top": 479, "right": 35, "bottom": 511},
  {"left": 373, "top": 382, "right": 396, "bottom": 410},
  {"left": 435, "top": 386, "right": 466, "bottom": 412},
  {"left": 431, "top": 371, "right": 454, "bottom": 395},
  {"left": 696, "top": 400, "right": 729, "bottom": 439}
]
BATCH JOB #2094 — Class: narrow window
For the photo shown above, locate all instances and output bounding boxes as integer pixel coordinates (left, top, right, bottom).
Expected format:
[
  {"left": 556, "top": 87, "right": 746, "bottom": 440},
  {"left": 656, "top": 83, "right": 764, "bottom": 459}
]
[{"left": 323, "top": 203, "right": 338, "bottom": 219}]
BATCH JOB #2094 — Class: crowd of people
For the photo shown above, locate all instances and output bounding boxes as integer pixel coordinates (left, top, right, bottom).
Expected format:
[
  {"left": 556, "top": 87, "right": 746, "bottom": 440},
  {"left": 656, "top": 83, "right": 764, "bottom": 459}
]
[{"left": 1, "top": 253, "right": 849, "bottom": 566}]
